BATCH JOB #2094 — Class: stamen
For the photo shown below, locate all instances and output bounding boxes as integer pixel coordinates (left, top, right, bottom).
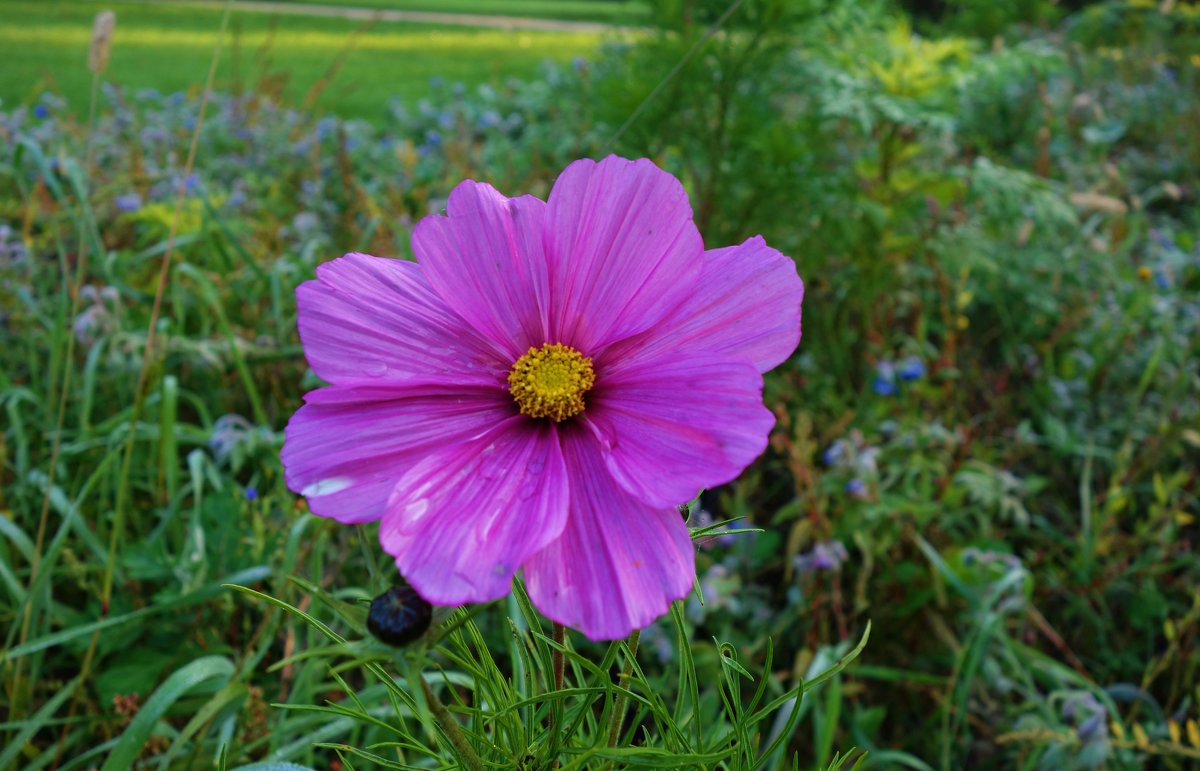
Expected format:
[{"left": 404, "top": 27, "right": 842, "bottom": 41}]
[{"left": 508, "top": 343, "right": 596, "bottom": 422}]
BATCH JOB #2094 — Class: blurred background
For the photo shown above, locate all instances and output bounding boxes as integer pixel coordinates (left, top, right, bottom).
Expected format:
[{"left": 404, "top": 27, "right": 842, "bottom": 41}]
[{"left": 1, "top": 0, "right": 1198, "bottom": 768}]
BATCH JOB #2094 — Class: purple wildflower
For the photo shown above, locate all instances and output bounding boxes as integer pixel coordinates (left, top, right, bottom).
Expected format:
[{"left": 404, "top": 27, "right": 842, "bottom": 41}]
[
  {"left": 115, "top": 193, "right": 142, "bottom": 213},
  {"left": 245, "top": 486, "right": 258, "bottom": 501},
  {"left": 34, "top": 104, "right": 49, "bottom": 119},
  {"left": 795, "top": 540, "right": 849, "bottom": 573},
  {"left": 282, "top": 156, "right": 805, "bottom": 640},
  {"left": 845, "top": 478, "right": 867, "bottom": 498}
]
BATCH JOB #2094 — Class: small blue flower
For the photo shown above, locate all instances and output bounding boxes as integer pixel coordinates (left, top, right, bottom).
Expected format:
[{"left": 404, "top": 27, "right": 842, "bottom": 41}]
[
  {"left": 845, "top": 478, "right": 866, "bottom": 497},
  {"left": 33, "top": 104, "right": 49, "bottom": 119},
  {"left": 424, "top": 129, "right": 442, "bottom": 148},
  {"left": 115, "top": 193, "right": 142, "bottom": 213},
  {"left": 872, "top": 377, "right": 897, "bottom": 396},
  {"left": 245, "top": 486, "right": 258, "bottom": 501},
  {"left": 897, "top": 356, "right": 925, "bottom": 381},
  {"left": 1154, "top": 270, "right": 1171, "bottom": 290},
  {"left": 872, "top": 360, "right": 897, "bottom": 395},
  {"left": 572, "top": 56, "right": 588, "bottom": 72},
  {"left": 822, "top": 440, "right": 845, "bottom": 467},
  {"left": 1077, "top": 713, "right": 1106, "bottom": 742},
  {"left": 428, "top": 76, "right": 445, "bottom": 90},
  {"left": 478, "top": 110, "right": 501, "bottom": 130}
]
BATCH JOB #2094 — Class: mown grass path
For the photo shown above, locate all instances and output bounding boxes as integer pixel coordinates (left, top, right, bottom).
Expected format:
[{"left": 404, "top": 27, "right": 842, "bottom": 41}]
[{"left": 137, "top": 0, "right": 626, "bottom": 32}]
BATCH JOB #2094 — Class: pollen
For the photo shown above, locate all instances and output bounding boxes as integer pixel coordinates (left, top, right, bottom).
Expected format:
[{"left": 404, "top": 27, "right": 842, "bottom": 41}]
[{"left": 508, "top": 343, "right": 596, "bottom": 422}]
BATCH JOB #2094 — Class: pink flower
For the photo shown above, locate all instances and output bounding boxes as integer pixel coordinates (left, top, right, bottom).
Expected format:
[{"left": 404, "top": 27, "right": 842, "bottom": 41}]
[{"left": 283, "top": 156, "right": 804, "bottom": 640}]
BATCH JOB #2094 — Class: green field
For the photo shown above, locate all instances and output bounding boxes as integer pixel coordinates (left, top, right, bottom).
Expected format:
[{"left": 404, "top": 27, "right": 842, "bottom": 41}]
[{"left": 0, "top": 0, "right": 608, "bottom": 119}]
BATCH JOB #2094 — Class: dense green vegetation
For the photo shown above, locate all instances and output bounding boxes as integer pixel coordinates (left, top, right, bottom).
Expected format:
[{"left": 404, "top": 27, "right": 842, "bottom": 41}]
[{"left": 2, "top": 0, "right": 1198, "bottom": 768}]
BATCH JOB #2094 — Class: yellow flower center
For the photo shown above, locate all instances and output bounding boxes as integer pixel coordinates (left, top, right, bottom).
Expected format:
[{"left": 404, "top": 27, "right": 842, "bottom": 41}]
[{"left": 507, "top": 343, "right": 596, "bottom": 422}]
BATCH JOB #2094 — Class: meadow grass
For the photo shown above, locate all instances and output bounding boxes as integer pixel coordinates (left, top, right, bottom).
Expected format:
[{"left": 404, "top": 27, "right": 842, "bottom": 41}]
[{"left": 0, "top": 0, "right": 607, "bottom": 120}]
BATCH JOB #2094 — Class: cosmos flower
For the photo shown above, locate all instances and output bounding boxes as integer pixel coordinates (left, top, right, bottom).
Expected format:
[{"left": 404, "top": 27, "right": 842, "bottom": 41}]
[{"left": 282, "top": 156, "right": 804, "bottom": 640}]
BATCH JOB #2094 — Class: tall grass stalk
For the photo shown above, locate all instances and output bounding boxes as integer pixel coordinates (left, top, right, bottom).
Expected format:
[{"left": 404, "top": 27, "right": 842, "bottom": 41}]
[{"left": 11, "top": 8, "right": 109, "bottom": 724}]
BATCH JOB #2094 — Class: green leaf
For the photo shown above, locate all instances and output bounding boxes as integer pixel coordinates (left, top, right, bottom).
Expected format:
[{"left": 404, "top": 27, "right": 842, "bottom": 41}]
[{"left": 101, "top": 656, "right": 235, "bottom": 771}]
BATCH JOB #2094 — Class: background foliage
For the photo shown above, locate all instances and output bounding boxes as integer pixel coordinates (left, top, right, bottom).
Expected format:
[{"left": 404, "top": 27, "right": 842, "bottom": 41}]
[{"left": 2, "top": 0, "right": 1198, "bottom": 768}]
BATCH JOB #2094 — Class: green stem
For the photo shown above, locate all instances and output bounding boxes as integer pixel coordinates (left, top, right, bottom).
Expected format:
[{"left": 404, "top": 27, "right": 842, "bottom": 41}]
[
  {"left": 605, "top": 629, "right": 641, "bottom": 748},
  {"left": 420, "top": 675, "right": 486, "bottom": 771},
  {"left": 553, "top": 622, "right": 566, "bottom": 693},
  {"left": 548, "top": 622, "right": 567, "bottom": 767}
]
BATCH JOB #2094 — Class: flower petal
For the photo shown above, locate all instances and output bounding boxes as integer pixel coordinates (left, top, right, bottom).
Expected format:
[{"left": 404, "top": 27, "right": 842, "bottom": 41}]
[
  {"left": 297, "top": 252, "right": 506, "bottom": 388},
  {"left": 412, "top": 181, "right": 550, "bottom": 357},
  {"left": 585, "top": 352, "right": 775, "bottom": 507},
  {"left": 523, "top": 427, "right": 695, "bottom": 641},
  {"left": 380, "top": 418, "right": 569, "bottom": 605},
  {"left": 282, "top": 387, "right": 511, "bottom": 524},
  {"left": 544, "top": 156, "right": 703, "bottom": 352},
  {"left": 604, "top": 236, "right": 804, "bottom": 373}
]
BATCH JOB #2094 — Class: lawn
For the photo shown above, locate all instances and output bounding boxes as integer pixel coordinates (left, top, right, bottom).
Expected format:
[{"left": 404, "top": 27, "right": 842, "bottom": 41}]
[{"left": 0, "top": 0, "right": 607, "bottom": 120}]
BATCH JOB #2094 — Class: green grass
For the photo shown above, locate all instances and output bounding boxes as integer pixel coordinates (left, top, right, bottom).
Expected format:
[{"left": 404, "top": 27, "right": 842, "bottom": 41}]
[
  {"left": 276, "top": 0, "right": 652, "bottom": 24},
  {"left": 0, "top": 0, "right": 607, "bottom": 120}
]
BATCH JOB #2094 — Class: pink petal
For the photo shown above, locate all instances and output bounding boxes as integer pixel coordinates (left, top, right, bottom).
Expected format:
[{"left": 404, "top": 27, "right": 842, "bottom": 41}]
[
  {"left": 584, "top": 352, "right": 775, "bottom": 508},
  {"left": 523, "top": 426, "right": 695, "bottom": 641},
  {"left": 412, "top": 182, "right": 550, "bottom": 358},
  {"left": 282, "top": 387, "right": 511, "bottom": 524},
  {"left": 297, "top": 252, "right": 507, "bottom": 389},
  {"left": 380, "top": 417, "right": 569, "bottom": 605},
  {"left": 544, "top": 156, "right": 703, "bottom": 352},
  {"left": 603, "top": 236, "right": 804, "bottom": 373}
]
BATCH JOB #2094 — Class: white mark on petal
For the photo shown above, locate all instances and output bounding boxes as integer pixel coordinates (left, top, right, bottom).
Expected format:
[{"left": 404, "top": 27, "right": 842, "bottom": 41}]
[{"left": 301, "top": 476, "right": 353, "bottom": 497}]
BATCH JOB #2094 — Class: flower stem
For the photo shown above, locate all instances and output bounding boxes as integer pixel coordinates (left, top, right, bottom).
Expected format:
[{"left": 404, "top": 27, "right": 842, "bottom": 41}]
[
  {"left": 420, "top": 675, "right": 486, "bottom": 771},
  {"left": 548, "top": 622, "right": 567, "bottom": 767},
  {"left": 605, "top": 629, "right": 641, "bottom": 747},
  {"left": 552, "top": 622, "right": 566, "bottom": 692}
]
